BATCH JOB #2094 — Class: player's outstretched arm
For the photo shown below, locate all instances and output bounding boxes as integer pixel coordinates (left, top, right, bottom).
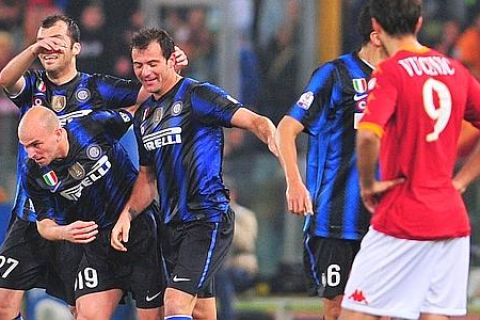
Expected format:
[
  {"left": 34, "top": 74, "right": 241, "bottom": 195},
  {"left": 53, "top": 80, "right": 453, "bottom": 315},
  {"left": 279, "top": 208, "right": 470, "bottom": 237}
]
[
  {"left": 36, "top": 219, "right": 98, "bottom": 243},
  {"left": 111, "top": 165, "right": 157, "bottom": 252},
  {"left": 0, "top": 36, "right": 67, "bottom": 95},
  {"left": 231, "top": 108, "right": 278, "bottom": 157},
  {"left": 276, "top": 116, "right": 313, "bottom": 216}
]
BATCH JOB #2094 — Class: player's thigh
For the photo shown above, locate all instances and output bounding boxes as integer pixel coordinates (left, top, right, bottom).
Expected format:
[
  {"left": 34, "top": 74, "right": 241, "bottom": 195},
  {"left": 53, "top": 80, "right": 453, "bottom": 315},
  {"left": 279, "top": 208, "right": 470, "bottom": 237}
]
[
  {"left": 76, "top": 288, "right": 123, "bottom": 320},
  {"left": 421, "top": 236, "right": 469, "bottom": 317},
  {"left": 342, "top": 228, "right": 441, "bottom": 319},
  {"left": 74, "top": 230, "right": 125, "bottom": 303},
  {"left": 0, "top": 219, "right": 49, "bottom": 290},
  {"left": 126, "top": 207, "right": 165, "bottom": 309},
  {"left": 163, "top": 209, "right": 234, "bottom": 297},
  {"left": 304, "top": 235, "right": 360, "bottom": 298}
]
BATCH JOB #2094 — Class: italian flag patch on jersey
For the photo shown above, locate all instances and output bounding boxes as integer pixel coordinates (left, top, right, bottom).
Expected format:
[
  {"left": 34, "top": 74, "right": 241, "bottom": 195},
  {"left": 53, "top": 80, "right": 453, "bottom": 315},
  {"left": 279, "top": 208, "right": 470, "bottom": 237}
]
[{"left": 42, "top": 170, "right": 58, "bottom": 187}]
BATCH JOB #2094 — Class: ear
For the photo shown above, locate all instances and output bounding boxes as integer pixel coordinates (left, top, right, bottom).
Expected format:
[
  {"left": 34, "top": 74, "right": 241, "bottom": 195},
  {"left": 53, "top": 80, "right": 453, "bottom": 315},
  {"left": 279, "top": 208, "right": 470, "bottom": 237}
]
[
  {"left": 72, "top": 42, "right": 81, "bottom": 55},
  {"left": 415, "top": 17, "right": 423, "bottom": 34},
  {"left": 167, "top": 52, "right": 176, "bottom": 68},
  {"left": 370, "top": 31, "right": 382, "bottom": 47},
  {"left": 371, "top": 17, "right": 382, "bottom": 33},
  {"left": 54, "top": 127, "right": 63, "bottom": 142}
]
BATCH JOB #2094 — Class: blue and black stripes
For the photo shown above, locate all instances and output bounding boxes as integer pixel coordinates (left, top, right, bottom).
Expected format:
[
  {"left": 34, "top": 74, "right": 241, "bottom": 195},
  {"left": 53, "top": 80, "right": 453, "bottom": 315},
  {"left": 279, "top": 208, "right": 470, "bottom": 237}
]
[
  {"left": 9, "top": 70, "right": 140, "bottom": 222},
  {"left": 289, "top": 52, "right": 373, "bottom": 240}
]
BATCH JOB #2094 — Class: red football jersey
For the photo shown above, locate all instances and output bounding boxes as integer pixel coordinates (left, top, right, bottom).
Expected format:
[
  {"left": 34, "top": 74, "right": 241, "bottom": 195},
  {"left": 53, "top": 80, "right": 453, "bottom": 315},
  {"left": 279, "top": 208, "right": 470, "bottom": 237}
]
[{"left": 359, "top": 47, "right": 480, "bottom": 240}]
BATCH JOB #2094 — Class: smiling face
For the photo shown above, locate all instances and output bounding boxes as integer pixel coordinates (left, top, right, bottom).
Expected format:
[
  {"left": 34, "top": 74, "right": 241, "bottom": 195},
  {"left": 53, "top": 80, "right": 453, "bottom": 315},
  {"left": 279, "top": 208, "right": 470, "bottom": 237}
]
[
  {"left": 36, "top": 21, "right": 79, "bottom": 77},
  {"left": 131, "top": 41, "right": 177, "bottom": 99}
]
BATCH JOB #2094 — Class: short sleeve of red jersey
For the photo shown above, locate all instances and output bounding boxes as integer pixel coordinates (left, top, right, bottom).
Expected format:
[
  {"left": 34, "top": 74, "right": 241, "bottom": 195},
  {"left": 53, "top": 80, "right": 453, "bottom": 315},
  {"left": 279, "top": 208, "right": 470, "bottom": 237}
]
[
  {"left": 464, "top": 72, "right": 480, "bottom": 129},
  {"left": 358, "top": 63, "right": 399, "bottom": 137}
]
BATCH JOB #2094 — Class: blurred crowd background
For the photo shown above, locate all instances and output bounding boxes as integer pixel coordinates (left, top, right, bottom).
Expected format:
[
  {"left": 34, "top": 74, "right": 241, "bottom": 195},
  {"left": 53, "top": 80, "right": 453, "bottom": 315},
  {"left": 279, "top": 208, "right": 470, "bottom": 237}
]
[{"left": 2, "top": 0, "right": 480, "bottom": 309}]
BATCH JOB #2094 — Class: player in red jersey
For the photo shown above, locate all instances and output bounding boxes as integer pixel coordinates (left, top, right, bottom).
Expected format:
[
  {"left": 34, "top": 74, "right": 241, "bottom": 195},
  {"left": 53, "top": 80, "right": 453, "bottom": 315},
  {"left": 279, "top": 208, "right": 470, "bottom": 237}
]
[{"left": 341, "top": 0, "right": 480, "bottom": 319}]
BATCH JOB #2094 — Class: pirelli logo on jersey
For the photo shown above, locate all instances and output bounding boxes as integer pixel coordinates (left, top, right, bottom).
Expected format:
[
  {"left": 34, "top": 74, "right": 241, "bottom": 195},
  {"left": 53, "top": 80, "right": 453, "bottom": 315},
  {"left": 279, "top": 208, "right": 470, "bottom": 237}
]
[
  {"left": 143, "top": 127, "right": 182, "bottom": 151},
  {"left": 60, "top": 155, "right": 112, "bottom": 201}
]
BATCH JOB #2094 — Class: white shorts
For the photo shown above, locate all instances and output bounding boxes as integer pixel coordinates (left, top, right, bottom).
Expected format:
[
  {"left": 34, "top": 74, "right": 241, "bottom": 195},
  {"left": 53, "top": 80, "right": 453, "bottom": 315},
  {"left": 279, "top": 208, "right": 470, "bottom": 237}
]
[{"left": 341, "top": 227, "right": 469, "bottom": 319}]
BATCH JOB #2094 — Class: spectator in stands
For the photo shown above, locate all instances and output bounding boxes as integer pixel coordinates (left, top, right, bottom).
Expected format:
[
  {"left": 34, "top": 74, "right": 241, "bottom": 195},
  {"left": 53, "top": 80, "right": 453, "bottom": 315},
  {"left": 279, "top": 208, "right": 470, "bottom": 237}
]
[{"left": 456, "top": 13, "right": 480, "bottom": 79}]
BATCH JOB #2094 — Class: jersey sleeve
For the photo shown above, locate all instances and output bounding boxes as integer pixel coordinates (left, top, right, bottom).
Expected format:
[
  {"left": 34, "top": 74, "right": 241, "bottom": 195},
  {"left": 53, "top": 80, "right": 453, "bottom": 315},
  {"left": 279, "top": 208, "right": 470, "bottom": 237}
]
[
  {"left": 133, "top": 110, "right": 153, "bottom": 166},
  {"left": 287, "top": 63, "right": 337, "bottom": 135},
  {"left": 358, "top": 63, "right": 399, "bottom": 137},
  {"left": 190, "top": 83, "right": 242, "bottom": 127},
  {"left": 5, "top": 70, "right": 37, "bottom": 108},
  {"left": 464, "top": 71, "right": 480, "bottom": 129},
  {"left": 94, "top": 74, "right": 141, "bottom": 109},
  {"left": 22, "top": 169, "right": 58, "bottom": 222},
  {"left": 89, "top": 109, "right": 133, "bottom": 141}
]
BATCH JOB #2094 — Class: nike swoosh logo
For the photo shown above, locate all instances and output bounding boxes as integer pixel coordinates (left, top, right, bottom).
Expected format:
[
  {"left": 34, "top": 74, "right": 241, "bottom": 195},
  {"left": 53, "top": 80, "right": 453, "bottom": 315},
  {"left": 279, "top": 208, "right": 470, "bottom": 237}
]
[
  {"left": 353, "top": 94, "right": 368, "bottom": 101},
  {"left": 145, "top": 291, "right": 162, "bottom": 302},
  {"left": 172, "top": 275, "right": 191, "bottom": 282}
]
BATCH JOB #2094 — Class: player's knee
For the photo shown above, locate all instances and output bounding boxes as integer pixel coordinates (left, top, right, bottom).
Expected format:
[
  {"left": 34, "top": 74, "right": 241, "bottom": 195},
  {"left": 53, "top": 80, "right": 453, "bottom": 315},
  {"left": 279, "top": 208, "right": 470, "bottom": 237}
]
[
  {"left": 76, "top": 304, "right": 106, "bottom": 320},
  {"left": 0, "top": 298, "right": 21, "bottom": 319},
  {"left": 164, "top": 288, "right": 195, "bottom": 315},
  {"left": 192, "top": 298, "right": 216, "bottom": 320},
  {"left": 323, "top": 296, "right": 342, "bottom": 320}
]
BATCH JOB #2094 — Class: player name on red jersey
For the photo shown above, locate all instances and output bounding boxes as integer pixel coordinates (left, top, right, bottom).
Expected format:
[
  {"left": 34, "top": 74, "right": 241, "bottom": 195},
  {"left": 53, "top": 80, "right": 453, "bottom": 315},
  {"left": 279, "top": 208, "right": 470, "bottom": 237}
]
[{"left": 398, "top": 56, "right": 455, "bottom": 77}]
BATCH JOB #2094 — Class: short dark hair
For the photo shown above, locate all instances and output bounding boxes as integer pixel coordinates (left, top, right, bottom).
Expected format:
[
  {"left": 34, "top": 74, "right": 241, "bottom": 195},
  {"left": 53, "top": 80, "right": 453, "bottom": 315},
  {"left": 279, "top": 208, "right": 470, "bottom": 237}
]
[
  {"left": 130, "top": 28, "right": 175, "bottom": 60},
  {"left": 358, "top": 4, "right": 373, "bottom": 45},
  {"left": 368, "top": 0, "right": 422, "bottom": 36},
  {"left": 41, "top": 15, "right": 80, "bottom": 43}
]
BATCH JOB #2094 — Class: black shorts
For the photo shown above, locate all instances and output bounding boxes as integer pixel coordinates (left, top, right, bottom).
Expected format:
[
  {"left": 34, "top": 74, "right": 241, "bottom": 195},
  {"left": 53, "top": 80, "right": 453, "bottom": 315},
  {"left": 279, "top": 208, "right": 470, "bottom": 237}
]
[
  {"left": 161, "top": 208, "right": 234, "bottom": 298},
  {"left": 303, "top": 235, "right": 361, "bottom": 299},
  {"left": 59, "top": 204, "right": 164, "bottom": 308},
  {"left": 0, "top": 217, "right": 69, "bottom": 303}
]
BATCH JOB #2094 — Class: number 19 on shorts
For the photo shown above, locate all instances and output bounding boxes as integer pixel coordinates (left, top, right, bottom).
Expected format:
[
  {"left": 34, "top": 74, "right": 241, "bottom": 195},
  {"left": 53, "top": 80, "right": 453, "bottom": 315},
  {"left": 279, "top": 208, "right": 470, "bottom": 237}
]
[{"left": 75, "top": 267, "right": 99, "bottom": 290}]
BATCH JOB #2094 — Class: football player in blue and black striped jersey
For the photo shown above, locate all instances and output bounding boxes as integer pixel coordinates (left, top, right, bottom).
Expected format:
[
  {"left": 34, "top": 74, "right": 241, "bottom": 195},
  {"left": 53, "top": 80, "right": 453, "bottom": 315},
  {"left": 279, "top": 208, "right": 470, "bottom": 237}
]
[
  {"left": 0, "top": 14, "right": 187, "bottom": 319},
  {"left": 275, "top": 5, "right": 387, "bottom": 320},
  {"left": 110, "top": 28, "right": 278, "bottom": 320},
  {"left": 19, "top": 106, "right": 164, "bottom": 320}
]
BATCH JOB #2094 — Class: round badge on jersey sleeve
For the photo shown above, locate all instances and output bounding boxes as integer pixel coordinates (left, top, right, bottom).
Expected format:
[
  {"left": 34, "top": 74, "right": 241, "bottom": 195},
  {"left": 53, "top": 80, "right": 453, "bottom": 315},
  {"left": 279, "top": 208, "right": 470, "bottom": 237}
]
[
  {"left": 171, "top": 101, "right": 183, "bottom": 116},
  {"left": 86, "top": 144, "right": 102, "bottom": 160},
  {"left": 75, "top": 88, "right": 91, "bottom": 102}
]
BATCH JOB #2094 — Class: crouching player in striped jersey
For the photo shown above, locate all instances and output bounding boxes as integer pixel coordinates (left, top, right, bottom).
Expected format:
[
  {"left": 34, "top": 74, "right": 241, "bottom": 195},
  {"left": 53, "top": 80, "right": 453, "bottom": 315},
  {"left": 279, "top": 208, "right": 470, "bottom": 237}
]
[{"left": 19, "top": 106, "right": 164, "bottom": 320}]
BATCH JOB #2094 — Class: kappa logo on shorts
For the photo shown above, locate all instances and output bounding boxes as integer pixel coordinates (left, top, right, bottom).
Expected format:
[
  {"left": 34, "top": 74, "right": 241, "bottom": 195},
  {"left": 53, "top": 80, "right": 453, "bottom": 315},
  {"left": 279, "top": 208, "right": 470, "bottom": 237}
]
[
  {"left": 145, "top": 291, "right": 162, "bottom": 302},
  {"left": 348, "top": 289, "right": 368, "bottom": 305},
  {"left": 172, "top": 275, "right": 191, "bottom": 282}
]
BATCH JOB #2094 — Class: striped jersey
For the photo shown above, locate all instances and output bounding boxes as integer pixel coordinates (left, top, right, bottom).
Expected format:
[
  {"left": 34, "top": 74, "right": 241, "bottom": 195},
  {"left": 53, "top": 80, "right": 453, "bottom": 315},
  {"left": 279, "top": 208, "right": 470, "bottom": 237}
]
[
  {"left": 24, "top": 110, "right": 136, "bottom": 228},
  {"left": 134, "top": 78, "right": 240, "bottom": 224},
  {"left": 287, "top": 52, "right": 373, "bottom": 240},
  {"left": 7, "top": 70, "right": 141, "bottom": 222}
]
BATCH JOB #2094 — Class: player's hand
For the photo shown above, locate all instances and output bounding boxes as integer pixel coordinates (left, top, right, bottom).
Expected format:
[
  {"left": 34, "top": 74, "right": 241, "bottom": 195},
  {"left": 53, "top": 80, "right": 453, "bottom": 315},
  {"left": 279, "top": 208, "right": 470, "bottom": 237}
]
[
  {"left": 111, "top": 211, "right": 131, "bottom": 252},
  {"left": 173, "top": 46, "right": 189, "bottom": 72},
  {"left": 266, "top": 122, "right": 279, "bottom": 157},
  {"left": 360, "top": 178, "right": 405, "bottom": 213},
  {"left": 286, "top": 180, "right": 314, "bottom": 216},
  {"left": 30, "top": 37, "right": 68, "bottom": 56},
  {"left": 62, "top": 221, "right": 98, "bottom": 244},
  {"left": 452, "top": 178, "right": 467, "bottom": 194}
]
